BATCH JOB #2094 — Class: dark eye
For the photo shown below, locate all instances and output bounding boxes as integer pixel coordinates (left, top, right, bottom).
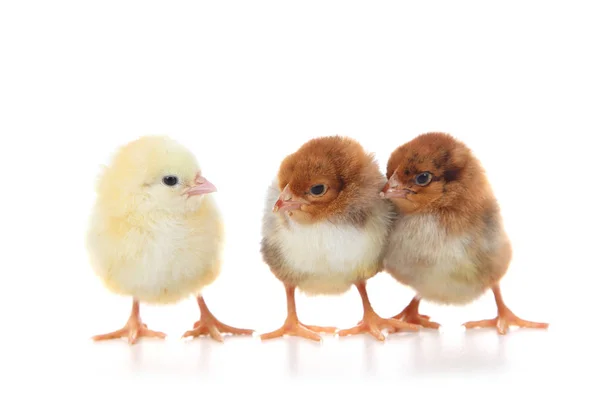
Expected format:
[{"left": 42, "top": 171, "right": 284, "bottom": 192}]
[
  {"left": 415, "top": 172, "right": 433, "bottom": 186},
  {"left": 162, "top": 176, "right": 179, "bottom": 186},
  {"left": 309, "top": 184, "right": 326, "bottom": 196}
]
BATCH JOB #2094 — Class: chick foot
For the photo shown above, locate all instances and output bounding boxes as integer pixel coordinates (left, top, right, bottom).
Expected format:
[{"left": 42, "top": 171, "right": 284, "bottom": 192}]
[
  {"left": 182, "top": 296, "right": 254, "bottom": 342},
  {"left": 260, "top": 284, "right": 336, "bottom": 342},
  {"left": 338, "top": 311, "right": 419, "bottom": 341},
  {"left": 260, "top": 316, "right": 328, "bottom": 342},
  {"left": 92, "top": 299, "right": 166, "bottom": 345},
  {"left": 338, "top": 281, "right": 419, "bottom": 341},
  {"left": 392, "top": 296, "right": 440, "bottom": 330},
  {"left": 463, "top": 309, "right": 549, "bottom": 335},
  {"left": 463, "top": 285, "right": 549, "bottom": 335}
]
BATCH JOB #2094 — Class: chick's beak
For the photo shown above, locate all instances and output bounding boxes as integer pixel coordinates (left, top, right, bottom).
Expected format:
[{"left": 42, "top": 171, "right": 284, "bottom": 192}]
[
  {"left": 380, "top": 172, "right": 411, "bottom": 199},
  {"left": 185, "top": 173, "right": 217, "bottom": 197},
  {"left": 273, "top": 184, "right": 308, "bottom": 213}
]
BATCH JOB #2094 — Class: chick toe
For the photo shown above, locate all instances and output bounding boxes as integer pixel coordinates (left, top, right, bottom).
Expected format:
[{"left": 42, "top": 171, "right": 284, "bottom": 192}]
[
  {"left": 463, "top": 311, "right": 549, "bottom": 335},
  {"left": 182, "top": 296, "right": 254, "bottom": 341},
  {"left": 338, "top": 281, "right": 419, "bottom": 341},
  {"left": 299, "top": 323, "right": 338, "bottom": 334},
  {"left": 92, "top": 319, "right": 166, "bottom": 345},
  {"left": 392, "top": 296, "right": 441, "bottom": 330},
  {"left": 338, "top": 311, "right": 419, "bottom": 341},
  {"left": 260, "top": 319, "right": 323, "bottom": 342},
  {"left": 92, "top": 323, "right": 166, "bottom": 345}
]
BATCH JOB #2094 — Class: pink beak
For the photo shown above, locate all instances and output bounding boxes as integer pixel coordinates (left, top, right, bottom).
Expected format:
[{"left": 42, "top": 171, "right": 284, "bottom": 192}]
[
  {"left": 273, "top": 184, "right": 308, "bottom": 212},
  {"left": 185, "top": 173, "right": 217, "bottom": 197},
  {"left": 380, "top": 172, "right": 411, "bottom": 199}
]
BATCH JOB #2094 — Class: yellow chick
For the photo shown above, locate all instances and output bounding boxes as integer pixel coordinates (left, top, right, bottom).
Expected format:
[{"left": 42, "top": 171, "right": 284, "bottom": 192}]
[{"left": 86, "top": 135, "right": 253, "bottom": 344}]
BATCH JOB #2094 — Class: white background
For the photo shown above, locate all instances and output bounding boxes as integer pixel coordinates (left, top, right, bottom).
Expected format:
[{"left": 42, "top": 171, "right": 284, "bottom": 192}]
[{"left": 1, "top": 1, "right": 598, "bottom": 398}]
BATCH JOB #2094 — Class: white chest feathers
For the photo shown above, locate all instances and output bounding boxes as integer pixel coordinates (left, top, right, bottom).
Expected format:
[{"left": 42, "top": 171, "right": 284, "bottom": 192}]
[{"left": 275, "top": 218, "right": 386, "bottom": 276}]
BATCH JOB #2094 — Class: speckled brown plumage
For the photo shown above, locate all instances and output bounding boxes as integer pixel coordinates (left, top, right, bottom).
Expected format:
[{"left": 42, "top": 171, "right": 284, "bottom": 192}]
[
  {"left": 382, "top": 132, "right": 548, "bottom": 334},
  {"left": 259, "top": 135, "right": 419, "bottom": 341}
]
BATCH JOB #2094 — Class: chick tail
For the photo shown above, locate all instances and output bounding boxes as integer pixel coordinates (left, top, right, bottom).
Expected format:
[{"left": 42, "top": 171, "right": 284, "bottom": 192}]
[
  {"left": 338, "top": 280, "right": 420, "bottom": 341},
  {"left": 259, "top": 284, "right": 336, "bottom": 342},
  {"left": 463, "top": 284, "right": 550, "bottom": 335},
  {"left": 91, "top": 299, "right": 167, "bottom": 345},
  {"left": 182, "top": 296, "right": 254, "bottom": 342}
]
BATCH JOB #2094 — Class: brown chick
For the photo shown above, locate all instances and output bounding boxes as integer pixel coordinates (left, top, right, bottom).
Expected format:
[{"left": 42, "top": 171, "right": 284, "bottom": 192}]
[
  {"left": 260, "top": 136, "right": 419, "bottom": 341},
  {"left": 381, "top": 132, "right": 549, "bottom": 334}
]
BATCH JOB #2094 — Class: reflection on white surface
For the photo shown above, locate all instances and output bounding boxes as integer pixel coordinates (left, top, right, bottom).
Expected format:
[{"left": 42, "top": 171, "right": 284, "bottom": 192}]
[{"left": 4, "top": 323, "right": 596, "bottom": 399}]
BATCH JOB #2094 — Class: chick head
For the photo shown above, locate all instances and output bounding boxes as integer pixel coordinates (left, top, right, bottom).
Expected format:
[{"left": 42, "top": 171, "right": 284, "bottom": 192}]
[
  {"left": 381, "top": 132, "right": 483, "bottom": 214},
  {"left": 273, "top": 135, "right": 382, "bottom": 225},
  {"left": 96, "top": 135, "right": 216, "bottom": 215}
]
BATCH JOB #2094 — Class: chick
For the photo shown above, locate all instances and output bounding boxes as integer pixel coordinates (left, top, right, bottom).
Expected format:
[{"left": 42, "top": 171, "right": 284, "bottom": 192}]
[
  {"left": 86, "top": 135, "right": 253, "bottom": 344},
  {"left": 259, "top": 136, "right": 419, "bottom": 341},
  {"left": 381, "top": 132, "right": 549, "bottom": 334}
]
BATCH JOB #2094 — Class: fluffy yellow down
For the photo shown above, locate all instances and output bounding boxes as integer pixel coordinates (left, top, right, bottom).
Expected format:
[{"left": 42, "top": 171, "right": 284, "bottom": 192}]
[{"left": 86, "top": 136, "right": 224, "bottom": 304}]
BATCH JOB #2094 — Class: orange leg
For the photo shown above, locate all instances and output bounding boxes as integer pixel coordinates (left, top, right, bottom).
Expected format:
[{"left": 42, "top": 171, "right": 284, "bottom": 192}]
[
  {"left": 260, "top": 284, "right": 337, "bottom": 342},
  {"left": 338, "top": 281, "right": 420, "bottom": 341},
  {"left": 182, "top": 296, "right": 254, "bottom": 342},
  {"left": 92, "top": 299, "right": 166, "bottom": 345},
  {"left": 391, "top": 296, "right": 440, "bottom": 329},
  {"left": 463, "top": 284, "right": 549, "bottom": 335}
]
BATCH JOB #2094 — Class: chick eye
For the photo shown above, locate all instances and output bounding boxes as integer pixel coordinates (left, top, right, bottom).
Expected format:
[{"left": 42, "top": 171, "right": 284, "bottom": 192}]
[
  {"left": 309, "top": 184, "right": 327, "bottom": 196},
  {"left": 415, "top": 172, "right": 433, "bottom": 186},
  {"left": 162, "top": 175, "right": 179, "bottom": 186}
]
